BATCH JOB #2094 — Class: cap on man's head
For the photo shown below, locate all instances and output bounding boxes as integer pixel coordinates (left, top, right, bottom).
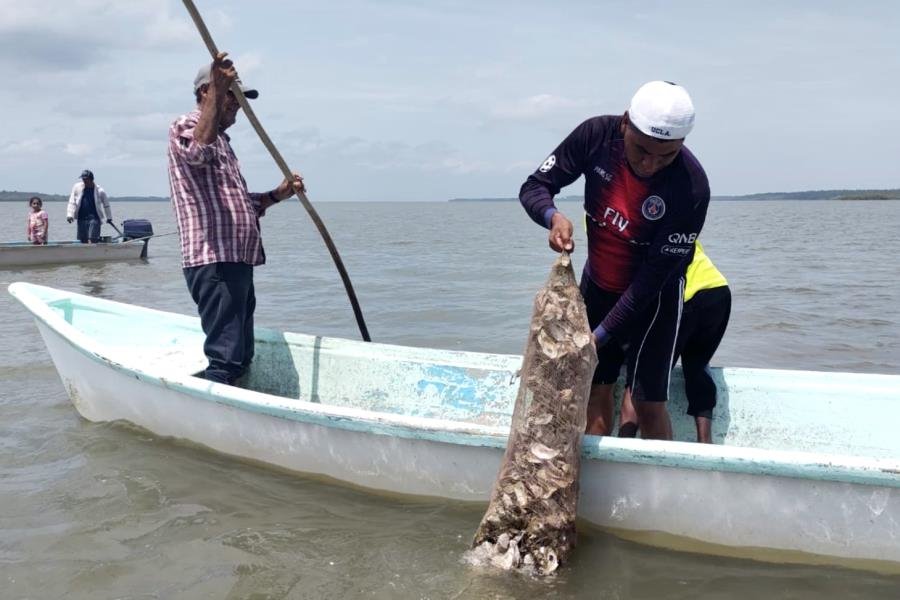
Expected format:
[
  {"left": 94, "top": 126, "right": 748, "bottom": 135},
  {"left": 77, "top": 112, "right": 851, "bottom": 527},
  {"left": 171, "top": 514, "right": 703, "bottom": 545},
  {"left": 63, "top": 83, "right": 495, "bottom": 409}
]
[
  {"left": 628, "top": 81, "right": 695, "bottom": 140},
  {"left": 80, "top": 169, "right": 94, "bottom": 179},
  {"left": 193, "top": 63, "right": 259, "bottom": 99}
]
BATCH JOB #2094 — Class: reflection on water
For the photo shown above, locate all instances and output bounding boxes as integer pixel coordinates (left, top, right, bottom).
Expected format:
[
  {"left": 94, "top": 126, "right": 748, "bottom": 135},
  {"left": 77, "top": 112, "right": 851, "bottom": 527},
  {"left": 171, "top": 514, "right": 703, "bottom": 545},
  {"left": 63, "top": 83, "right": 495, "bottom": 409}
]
[
  {"left": 80, "top": 279, "right": 106, "bottom": 297},
  {"left": 1, "top": 200, "right": 900, "bottom": 598}
]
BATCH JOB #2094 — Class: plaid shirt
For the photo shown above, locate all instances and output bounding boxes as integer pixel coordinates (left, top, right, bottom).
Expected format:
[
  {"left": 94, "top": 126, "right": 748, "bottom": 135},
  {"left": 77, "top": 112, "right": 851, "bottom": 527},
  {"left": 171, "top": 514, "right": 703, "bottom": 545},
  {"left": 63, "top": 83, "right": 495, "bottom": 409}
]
[{"left": 167, "top": 109, "right": 266, "bottom": 268}]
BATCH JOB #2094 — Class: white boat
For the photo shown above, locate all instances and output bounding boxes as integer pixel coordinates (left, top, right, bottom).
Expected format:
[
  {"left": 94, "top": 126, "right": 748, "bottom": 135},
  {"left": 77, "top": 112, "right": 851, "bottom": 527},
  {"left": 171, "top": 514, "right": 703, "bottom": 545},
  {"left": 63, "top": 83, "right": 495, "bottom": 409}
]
[
  {"left": 0, "top": 238, "right": 148, "bottom": 268},
  {"left": 9, "top": 282, "right": 900, "bottom": 572}
]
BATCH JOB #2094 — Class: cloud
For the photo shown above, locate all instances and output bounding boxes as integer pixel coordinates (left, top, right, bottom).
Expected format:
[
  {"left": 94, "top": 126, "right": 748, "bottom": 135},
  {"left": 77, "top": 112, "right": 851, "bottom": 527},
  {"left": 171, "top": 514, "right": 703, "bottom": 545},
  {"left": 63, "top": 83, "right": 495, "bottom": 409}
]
[
  {"left": 0, "top": 138, "right": 48, "bottom": 155},
  {"left": 64, "top": 143, "right": 92, "bottom": 156},
  {"left": 0, "top": 30, "right": 102, "bottom": 70},
  {"left": 109, "top": 112, "right": 173, "bottom": 144},
  {"left": 232, "top": 51, "right": 263, "bottom": 78},
  {"left": 0, "top": 0, "right": 193, "bottom": 72},
  {"left": 266, "top": 127, "right": 511, "bottom": 176},
  {"left": 489, "top": 94, "right": 587, "bottom": 120}
]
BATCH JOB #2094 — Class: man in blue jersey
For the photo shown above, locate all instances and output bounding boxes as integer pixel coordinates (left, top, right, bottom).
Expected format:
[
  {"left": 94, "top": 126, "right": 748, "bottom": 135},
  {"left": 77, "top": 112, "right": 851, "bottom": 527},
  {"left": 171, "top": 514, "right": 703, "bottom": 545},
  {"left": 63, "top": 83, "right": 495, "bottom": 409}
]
[{"left": 519, "top": 81, "right": 710, "bottom": 440}]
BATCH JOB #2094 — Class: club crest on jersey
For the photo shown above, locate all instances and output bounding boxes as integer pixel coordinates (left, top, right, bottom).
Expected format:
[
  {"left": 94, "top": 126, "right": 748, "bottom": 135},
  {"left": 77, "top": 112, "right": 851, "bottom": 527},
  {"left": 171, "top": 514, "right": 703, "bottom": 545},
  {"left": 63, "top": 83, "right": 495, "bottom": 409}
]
[
  {"left": 539, "top": 154, "right": 556, "bottom": 173},
  {"left": 641, "top": 195, "right": 666, "bottom": 221}
]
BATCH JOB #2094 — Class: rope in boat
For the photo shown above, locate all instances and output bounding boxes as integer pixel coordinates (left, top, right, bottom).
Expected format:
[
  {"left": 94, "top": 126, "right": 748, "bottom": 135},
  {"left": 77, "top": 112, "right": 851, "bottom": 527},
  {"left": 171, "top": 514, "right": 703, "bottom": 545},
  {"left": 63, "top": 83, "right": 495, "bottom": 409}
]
[
  {"left": 111, "top": 230, "right": 180, "bottom": 241},
  {"left": 179, "top": 0, "right": 372, "bottom": 343}
]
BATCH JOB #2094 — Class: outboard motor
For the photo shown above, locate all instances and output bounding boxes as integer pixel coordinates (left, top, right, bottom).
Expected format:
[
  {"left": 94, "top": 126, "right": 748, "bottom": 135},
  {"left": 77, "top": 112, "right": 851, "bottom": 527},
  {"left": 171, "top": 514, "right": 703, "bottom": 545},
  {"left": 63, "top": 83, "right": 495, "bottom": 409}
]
[{"left": 122, "top": 219, "right": 154, "bottom": 241}]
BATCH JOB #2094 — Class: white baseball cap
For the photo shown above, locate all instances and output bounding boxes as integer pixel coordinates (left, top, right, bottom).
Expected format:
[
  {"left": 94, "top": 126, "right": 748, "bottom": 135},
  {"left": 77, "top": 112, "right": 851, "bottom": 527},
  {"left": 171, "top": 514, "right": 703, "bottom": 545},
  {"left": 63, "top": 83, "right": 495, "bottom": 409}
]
[
  {"left": 193, "top": 63, "right": 259, "bottom": 99},
  {"left": 628, "top": 81, "right": 694, "bottom": 140}
]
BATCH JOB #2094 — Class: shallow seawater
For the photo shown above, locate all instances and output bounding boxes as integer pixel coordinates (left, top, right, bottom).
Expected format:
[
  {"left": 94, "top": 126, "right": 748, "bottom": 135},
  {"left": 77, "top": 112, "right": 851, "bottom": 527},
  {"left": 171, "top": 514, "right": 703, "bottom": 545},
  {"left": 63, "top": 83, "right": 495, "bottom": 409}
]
[{"left": 1, "top": 199, "right": 899, "bottom": 598}]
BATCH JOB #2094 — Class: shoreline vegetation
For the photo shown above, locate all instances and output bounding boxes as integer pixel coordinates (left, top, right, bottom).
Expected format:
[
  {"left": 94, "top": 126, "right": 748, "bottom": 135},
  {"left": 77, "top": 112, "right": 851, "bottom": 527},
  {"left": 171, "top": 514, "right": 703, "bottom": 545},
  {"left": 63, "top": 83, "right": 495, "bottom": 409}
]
[
  {"left": 2, "top": 189, "right": 899, "bottom": 203},
  {"left": 0, "top": 191, "right": 169, "bottom": 203},
  {"left": 449, "top": 189, "right": 900, "bottom": 202}
]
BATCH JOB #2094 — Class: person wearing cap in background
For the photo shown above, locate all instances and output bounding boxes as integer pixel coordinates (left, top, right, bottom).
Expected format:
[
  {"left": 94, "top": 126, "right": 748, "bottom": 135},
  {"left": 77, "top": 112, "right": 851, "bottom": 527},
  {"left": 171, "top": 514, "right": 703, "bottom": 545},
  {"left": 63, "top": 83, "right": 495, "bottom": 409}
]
[
  {"left": 67, "top": 169, "right": 113, "bottom": 243},
  {"left": 519, "top": 81, "right": 710, "bottom": 440},
  {"left": 167, "top": 51, "right": 304, "bottom": 386}
]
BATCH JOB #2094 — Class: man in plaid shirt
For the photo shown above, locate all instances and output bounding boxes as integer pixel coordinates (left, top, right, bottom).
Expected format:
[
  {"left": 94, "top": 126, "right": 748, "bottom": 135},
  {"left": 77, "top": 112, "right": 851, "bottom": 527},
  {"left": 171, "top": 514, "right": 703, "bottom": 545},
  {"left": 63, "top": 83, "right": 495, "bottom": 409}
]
[{"left": 168, "top": 52, "right": 303, "bottom": 385}]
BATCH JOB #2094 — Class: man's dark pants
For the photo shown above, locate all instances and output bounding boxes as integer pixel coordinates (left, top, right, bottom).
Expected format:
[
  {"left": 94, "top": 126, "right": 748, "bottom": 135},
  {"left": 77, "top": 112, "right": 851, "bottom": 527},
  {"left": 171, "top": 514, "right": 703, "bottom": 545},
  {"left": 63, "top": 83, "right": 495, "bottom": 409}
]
[
  {"left": 183, "top": 262, "right": 256, "bottom": 385},
  {"left": 76, "top": 217, "right": 101, "bottom": 243}
]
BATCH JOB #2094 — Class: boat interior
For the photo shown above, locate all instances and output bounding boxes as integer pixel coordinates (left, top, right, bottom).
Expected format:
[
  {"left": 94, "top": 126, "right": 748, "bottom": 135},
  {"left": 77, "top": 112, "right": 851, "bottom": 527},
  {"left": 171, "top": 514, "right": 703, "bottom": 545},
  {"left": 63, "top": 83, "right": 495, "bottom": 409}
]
[{"left": 24, "top": 282, "right": 900, "bottom": 461}]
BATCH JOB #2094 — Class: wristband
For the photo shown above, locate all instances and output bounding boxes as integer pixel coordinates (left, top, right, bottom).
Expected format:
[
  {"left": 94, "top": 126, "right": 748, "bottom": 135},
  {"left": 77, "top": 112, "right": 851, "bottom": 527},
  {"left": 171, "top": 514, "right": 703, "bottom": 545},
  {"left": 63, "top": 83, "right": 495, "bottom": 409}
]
[
  {"left": 593, "top": 324, "right": 610, "bottom": 348},
  {"left": 543, "top": 207, "right": 558, "bottom": 229}
]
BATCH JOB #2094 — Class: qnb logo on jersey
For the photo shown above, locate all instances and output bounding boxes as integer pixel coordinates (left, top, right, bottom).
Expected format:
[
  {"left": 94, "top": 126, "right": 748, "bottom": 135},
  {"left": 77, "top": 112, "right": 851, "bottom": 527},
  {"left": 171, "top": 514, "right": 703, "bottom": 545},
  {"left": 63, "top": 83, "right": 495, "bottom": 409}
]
[
  {"left": 651, "top": 126, "right": 671, "bottom": 137},
  {"left": 641, "top": 195, "right": 666, "bottom": 221},
  {"left": 667, "top": 232, "right": 698, "bottom": 244},
  {"left": 539, "top": 154, "right": 556, "bottom": 173},
  {"left": 602, "top": 206, "right": 629, "bottom": 233}
]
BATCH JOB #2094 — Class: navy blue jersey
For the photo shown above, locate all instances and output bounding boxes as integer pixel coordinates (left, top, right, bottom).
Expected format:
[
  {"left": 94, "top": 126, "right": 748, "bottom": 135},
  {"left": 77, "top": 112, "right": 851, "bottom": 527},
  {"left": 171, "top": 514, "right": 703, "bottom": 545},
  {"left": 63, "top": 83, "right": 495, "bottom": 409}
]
[{"left": 519, "top": 115, "right": 710, "bottom": 338}]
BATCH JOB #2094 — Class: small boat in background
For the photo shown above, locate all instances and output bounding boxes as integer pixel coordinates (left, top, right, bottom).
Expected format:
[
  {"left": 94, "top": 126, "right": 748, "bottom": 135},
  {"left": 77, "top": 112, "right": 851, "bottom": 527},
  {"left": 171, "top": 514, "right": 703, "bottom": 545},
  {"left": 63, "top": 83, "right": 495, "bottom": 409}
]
[
  {"left": 0, "top": 219, "right": 153, "bottom": 269},
  {"left": 0, "top": 238, "right": 149, "bottom": 268},
  {"left": 8, "top": 282, "right": 900, "bottom": 572}
]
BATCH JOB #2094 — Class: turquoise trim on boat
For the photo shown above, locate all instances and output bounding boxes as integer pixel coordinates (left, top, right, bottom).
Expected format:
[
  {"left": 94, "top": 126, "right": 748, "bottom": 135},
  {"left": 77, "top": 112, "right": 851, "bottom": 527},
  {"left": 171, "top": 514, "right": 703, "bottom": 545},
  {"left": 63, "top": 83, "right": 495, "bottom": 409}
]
[{"left": 9, "top": 281, "right": 900, "bottom": 492}]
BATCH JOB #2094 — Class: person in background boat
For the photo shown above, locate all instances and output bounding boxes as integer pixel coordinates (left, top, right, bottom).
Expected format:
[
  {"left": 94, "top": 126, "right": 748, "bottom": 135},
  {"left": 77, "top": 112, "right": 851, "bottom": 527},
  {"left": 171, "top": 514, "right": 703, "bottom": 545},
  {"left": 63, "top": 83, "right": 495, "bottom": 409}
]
[
  {"left": 618, "top": 240, "right": 731, "bottom": 443},
  {"left": 167, "top": 51, "right": 304, "bottom": 386},
  {"left": 66, "top": 169, "right": 113, "bottom": 244},
  {"left": 519, "top": 81, "right": 710, "bottom": 440},
  {"left": 26, "top": 196, "right": 49, "bottom": 245}
]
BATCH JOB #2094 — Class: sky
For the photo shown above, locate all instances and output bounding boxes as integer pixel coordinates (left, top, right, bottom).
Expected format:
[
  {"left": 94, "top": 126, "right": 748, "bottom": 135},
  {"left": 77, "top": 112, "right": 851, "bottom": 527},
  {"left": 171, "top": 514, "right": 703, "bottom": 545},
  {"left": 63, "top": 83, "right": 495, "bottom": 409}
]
[{"left": 0, "top": 0, "right": 898, "bottom": 201}]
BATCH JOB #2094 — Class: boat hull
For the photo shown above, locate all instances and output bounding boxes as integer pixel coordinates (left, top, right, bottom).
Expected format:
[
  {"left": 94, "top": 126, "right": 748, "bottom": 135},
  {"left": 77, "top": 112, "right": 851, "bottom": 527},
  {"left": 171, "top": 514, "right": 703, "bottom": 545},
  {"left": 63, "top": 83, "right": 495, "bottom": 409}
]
[
  {"left": 32, "top": 317, "right": 900, "bottom": 571},
  {"left": 0, "top": 239, "right": 148, "bottom": 268}
]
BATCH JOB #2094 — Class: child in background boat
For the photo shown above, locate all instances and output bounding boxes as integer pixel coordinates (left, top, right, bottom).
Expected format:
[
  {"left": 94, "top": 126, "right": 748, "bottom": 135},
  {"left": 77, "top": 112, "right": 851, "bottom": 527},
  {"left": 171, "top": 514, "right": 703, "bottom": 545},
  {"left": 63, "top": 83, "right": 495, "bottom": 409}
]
[{"left": 26, "top": 196, "right": 48, "bottom": 245}]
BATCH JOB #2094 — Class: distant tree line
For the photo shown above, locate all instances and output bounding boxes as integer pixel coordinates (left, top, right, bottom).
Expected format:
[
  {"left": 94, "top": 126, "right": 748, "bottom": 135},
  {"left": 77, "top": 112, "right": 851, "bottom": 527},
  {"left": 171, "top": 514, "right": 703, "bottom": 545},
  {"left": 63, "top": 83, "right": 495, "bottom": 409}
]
[
  {"left": 0, "top": 190, "right": 169, "bottom": 202},
  {"left": 713, "top": 189, "right": 900, "bottom": 201},
  {"left": 834, "top": 191, "right": 900, "bottom": 200}
]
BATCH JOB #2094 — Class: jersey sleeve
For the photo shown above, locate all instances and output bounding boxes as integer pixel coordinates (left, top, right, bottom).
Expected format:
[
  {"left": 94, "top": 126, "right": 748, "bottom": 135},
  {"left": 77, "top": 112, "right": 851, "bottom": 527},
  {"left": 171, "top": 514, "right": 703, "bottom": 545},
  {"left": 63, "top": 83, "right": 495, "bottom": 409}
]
[
  {"left": 519, "top": 118, "right": 600, "bottom": 227},
  {"left": 600, "top": 172, "right": 711, "bottom": 337}
]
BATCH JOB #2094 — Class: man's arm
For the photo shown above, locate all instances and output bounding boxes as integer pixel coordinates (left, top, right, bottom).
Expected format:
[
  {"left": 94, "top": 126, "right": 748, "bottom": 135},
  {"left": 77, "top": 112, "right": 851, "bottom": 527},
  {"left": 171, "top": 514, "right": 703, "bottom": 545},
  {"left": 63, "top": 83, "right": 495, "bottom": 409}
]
[
  {"left": 170, "top": 118, "right": 216, "bottom": 167},
  {"left": 519, "top": 118, "right": 601, "bottom": 252},
  {"left": 170, "top": 53, "right": 235, "bottom": 167},
  {"left": 99, "top": 188, "right": 112, "bottom": 223},
  {"left": 519, "top": 119, "right": 595, "bottom": 226},
  {"left": 251, "top": 174, "right": 306, "bottom": 216},
  {"left": 193, "top": 52, "right": 235, "bottom": 145},
  {"left": 66, "top": 183, "right": 78, "bottom": 221}
]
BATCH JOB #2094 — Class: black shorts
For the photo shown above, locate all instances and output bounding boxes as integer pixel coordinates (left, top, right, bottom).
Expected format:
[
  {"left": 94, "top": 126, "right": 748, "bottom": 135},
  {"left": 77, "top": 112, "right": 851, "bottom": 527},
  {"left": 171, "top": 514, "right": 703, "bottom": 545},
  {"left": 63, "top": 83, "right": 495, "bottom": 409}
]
[
  {"left": 580, "top": 273, "right": 684, "bottom": 403},
  {"left": 674, "top": 286, "right": 731, "bottom": 418}
]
